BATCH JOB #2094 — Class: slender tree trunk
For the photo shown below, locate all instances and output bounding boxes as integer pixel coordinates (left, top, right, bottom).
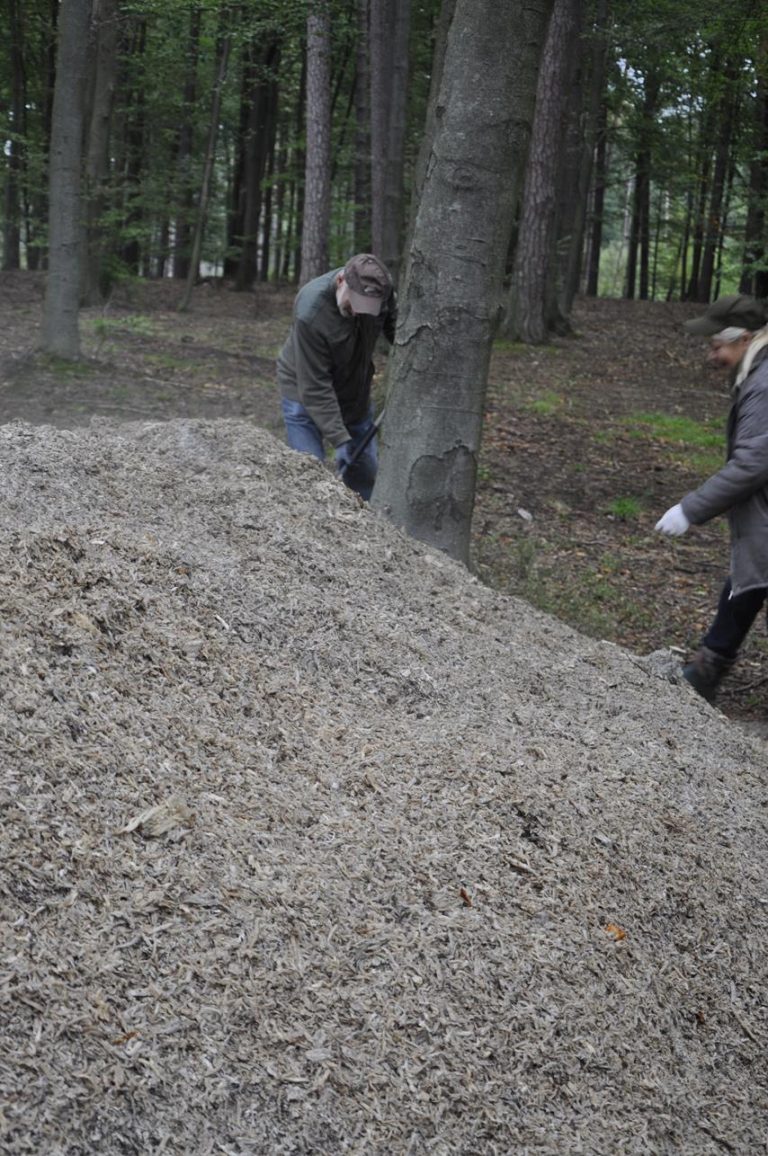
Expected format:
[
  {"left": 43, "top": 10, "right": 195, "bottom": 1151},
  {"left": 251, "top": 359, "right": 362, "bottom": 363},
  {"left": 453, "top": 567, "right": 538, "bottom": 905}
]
[
  {"left": 625, "top": 70, "right": 659, "bottom": 301},
  {"left": 686, "top": 69, "right": 718, "bottom": 301},
  {"left": 291, "top": 56, "right": 308, "bottom": 281},
  {"left": 506, "top": 0, "right": 582, "bottom": 343},
  {"left": 173, "top": 4, "right": 202, "bottom": 280},
  {"left": 686, "top": 160, "right": 709, "bottom": 300},
  {"left": 273, "top": 133, "right": 288, "bottom": 278},
  {"left": 740, "top": 51, "right": 768, "bottom": 298},
  {"left": 178, "top": 30, "right": 231, "bottom": 311},
  {"left": 3, "top": 0, "right": 25, "bottom": 270},
  {"left": 650, "top": 183, "right": 663, "bottom": 300},
  {"left": 234, "top": 36, "right": 281, "bottom": 290},
  {"left": 697, "top": 61, "right": 739, "bottom": 301},
  {"left": 259, "top": 87, "right": 280, "bottom": 281},
  {"left": 118, "top": 16, "right": 147, "bottom": 274},
  {"left": 713, "top": 155, "right": 736, "bottom": 299},
  {"left": 354, "top": 0, "right": 372, "bottom": 252},
  {"left": 371, "top": 0, "right": 553, "bottom": 563},
  {"left": 27, "top": 0, "right": 59, "bottom": 271},
  {"left": 370, "top": 0, "right": 411, "bottom": 279},
  {"left": 81, "top": 0, "right": 119, "bottom": 304},
  {"left": 677, "top": 103, "right": 695, "bottom": 300},
  {"left": 639, "top": 77, "right": 659, "bottom": 300},
  {"left": 42, "top": 0, "right": 92, "bottom": 358},
  {"left": 586, "top": 95, "right": 608, "bottom": 296},
  {"left": 558, "top": 0, "right": 610, "bottom": 317},
  {"left": 300, "top": 2, "right": 331, "bottom": 284}
]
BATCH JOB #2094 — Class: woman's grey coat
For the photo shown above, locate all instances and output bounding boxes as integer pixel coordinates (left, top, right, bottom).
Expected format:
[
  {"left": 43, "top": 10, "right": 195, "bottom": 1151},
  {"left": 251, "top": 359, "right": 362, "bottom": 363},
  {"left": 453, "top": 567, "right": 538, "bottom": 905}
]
[{"left": 681, "top": 338, "right": 768, "bottom": 596}]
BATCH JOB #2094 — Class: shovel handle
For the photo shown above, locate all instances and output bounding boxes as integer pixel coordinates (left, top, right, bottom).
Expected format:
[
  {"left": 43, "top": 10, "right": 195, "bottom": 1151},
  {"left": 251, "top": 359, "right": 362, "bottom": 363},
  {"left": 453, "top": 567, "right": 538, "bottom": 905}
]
[{"left": 338, "top": 409, "right": 385, "bottom": 476}]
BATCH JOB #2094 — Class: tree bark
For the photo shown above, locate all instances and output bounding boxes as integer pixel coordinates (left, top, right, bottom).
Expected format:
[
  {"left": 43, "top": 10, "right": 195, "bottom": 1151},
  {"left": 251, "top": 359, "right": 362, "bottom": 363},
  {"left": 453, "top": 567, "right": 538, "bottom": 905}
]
[
  {"left": 585, "top": 94, "right": 608, "bottom": 296},
  {"left": 300, "top": 2, "right": 331, "bottom": 284},
  {"left": 233, "top": 35, "right": 281, "bottom": 291},
  {"left": 370, "top": 0, "right": 411, "bottom": 279},
  {"left": 697, "top": 60, "right": 739, "bottom": 301},
  {"left": 741, "top": 39, "right": 768, "bottom": 298},
  {"left": 505, "top": 0, "right": 582, "bottom": 343},
  {"left": 693, "top": 61, "right": 740, "bottom": 302},
  {"left": 3, "top": 0, "right": 25, "bottom": 270},
  {"left": 117, "top": 15, "right": 147, "bottom": 275},
  {"left": 173, "top": 4, "right": 202, "bottom": 281},
  {"left": 626, "top": 70, "right": 659, "bottom": 301},
  {"left": 26, "top": 0, "right": 59, "bottom": 271},
  {"left": 41, "top": 0, "right": 92, "bottom": 358},
  {"left": 371, "top": 0, "right": 553, "bottom": 564},
  {"left": 178, "top": 30, "right": 231, "bottom": 311},
  {"left": 685, "top": 59, "right": 719, "bottom": 302},
  {"left": 81, "top": 0, "right": 119, "bottom": 304},
  {"left": 557, "top": 0, "right": 610, "bottom": 313},
  {"left": 354, "top": 0, "right": 372, "bottom": 252}
]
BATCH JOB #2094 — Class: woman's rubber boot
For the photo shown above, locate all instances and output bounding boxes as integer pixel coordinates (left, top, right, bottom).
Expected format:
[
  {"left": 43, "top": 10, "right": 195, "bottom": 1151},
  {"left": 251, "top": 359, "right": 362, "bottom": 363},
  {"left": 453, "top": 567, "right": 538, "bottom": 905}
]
[{"left": 682, "top": 646, "right": 734, "bottom": 703}]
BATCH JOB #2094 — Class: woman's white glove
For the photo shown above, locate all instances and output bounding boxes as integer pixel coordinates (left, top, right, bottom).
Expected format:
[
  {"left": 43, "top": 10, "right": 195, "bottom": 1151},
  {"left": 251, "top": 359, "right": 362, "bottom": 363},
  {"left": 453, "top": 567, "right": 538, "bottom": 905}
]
[{"left": 655, "top": 503, "right": 690, "bottom": 536}]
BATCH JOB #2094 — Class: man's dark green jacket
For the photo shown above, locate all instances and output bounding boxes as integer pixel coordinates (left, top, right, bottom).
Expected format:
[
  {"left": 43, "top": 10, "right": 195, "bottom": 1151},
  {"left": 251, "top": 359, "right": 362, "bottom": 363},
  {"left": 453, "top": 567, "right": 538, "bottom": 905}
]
[{"left": 277, "top": 268, "right": 396, "bottom": 447}]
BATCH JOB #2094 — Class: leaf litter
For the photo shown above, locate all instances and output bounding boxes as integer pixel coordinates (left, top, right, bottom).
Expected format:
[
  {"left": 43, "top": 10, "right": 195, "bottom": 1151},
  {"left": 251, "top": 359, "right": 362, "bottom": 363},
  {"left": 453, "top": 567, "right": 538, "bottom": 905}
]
[{"left": 1, "top": 416, "right": 767, "bottom": 1155}]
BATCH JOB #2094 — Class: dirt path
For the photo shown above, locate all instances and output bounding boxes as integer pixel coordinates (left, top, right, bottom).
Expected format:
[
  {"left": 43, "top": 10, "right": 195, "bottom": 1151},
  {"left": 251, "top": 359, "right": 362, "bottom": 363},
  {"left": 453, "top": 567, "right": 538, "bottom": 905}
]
[{"left": 1, "top": 272, "right": 764, "bottom": 727}]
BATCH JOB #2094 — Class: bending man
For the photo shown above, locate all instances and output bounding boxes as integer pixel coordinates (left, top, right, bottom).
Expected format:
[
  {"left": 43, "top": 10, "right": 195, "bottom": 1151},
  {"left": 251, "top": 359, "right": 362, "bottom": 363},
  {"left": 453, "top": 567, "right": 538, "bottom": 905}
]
[{"left": 277, "top": 253, "right": 396, "bottom": 501}]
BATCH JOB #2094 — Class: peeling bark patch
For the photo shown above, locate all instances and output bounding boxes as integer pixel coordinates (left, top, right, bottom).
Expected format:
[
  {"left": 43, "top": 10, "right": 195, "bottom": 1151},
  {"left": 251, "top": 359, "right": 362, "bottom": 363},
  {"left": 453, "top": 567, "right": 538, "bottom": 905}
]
[{"left": 405, "top": 444, "right": 476, "bottom": 531}]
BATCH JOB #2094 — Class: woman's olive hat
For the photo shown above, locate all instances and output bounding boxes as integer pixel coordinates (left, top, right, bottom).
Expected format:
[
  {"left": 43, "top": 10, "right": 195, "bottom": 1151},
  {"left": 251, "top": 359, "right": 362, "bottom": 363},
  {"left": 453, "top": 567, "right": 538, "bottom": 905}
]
[{"left": 684, "top": 294, "right": 767, "bottom": 336}]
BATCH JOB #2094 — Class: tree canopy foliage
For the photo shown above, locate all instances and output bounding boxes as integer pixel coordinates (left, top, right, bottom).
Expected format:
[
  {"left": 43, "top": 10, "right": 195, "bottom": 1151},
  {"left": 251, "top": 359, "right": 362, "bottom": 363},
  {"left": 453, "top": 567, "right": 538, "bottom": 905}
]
[{"left": 1, "top": 0, "right": 766, "bottom": 308}]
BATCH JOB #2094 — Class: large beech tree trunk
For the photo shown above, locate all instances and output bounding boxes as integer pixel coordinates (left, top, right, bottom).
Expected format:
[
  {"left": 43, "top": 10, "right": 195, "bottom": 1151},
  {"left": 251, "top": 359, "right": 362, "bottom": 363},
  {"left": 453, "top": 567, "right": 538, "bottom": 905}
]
[{"left": 371, "top": 0, "right": 552, "bottom": 565}]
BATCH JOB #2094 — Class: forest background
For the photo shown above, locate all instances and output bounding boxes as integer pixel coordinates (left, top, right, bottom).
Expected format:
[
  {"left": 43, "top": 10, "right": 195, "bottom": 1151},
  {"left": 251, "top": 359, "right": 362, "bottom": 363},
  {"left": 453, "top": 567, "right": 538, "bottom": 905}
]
[
  {"left": 2, "top": 0, "right": 768, "bottom": 719},
  {"left": 3, "top": 0, "right": 767, "bottom": 307}
]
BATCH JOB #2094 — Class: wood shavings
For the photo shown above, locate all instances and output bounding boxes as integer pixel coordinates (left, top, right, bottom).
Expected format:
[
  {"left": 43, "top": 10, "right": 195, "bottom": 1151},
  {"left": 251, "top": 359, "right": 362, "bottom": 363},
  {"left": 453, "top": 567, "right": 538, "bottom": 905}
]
[
  {"left": 0, "top": 418, "right": 767, "bottom": 1155},
  {"left": 118, "top": 796, "right": 195, "bottom": 838},
  {"left": 604, "top": 922, "right": 627, "bottom": 941}
]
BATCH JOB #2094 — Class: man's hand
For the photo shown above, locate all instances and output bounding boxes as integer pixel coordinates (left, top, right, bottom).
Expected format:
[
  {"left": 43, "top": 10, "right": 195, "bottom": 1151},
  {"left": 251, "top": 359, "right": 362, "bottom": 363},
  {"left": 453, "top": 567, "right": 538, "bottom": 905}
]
[
  {"left": 655, "top": 503, "right": 690, "bottom": 536},
  {"left": 334, "top": 441, "right": 355, "bottom": 473}
]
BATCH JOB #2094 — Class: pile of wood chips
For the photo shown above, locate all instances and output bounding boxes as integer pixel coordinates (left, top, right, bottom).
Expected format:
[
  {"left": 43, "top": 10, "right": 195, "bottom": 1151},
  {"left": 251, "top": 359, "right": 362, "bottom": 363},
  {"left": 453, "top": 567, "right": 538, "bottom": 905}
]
[{"left": 1, "top": 418, "right": 766, "bottom": 1155}]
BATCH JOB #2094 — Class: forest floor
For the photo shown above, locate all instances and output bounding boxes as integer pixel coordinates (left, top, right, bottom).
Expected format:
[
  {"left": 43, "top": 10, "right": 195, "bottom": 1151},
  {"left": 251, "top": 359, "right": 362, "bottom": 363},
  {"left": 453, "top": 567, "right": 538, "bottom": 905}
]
[{"left": 1, "top": 269, "right": 764, "bottom": 726}]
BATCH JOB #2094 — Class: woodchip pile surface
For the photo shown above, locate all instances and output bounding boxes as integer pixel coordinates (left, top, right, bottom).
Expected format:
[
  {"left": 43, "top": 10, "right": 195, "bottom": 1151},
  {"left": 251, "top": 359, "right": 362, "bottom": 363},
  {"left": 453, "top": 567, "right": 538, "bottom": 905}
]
[{"left": 1, "top": 418, "right": 767, "bottom": 1155}]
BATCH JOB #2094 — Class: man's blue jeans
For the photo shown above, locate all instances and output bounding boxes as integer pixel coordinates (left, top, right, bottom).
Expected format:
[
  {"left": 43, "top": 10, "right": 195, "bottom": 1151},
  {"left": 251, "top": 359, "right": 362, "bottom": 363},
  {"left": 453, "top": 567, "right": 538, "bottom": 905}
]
[{"left": 281, "top": 397, "right": 378, "bottom": 501}]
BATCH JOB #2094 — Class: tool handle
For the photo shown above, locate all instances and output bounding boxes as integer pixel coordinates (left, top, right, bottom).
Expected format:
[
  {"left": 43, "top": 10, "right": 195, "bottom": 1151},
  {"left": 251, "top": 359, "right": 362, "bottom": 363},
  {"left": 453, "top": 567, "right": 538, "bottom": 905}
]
[{"left": 338, "top": 409, "right": 385, "bottom": 476}]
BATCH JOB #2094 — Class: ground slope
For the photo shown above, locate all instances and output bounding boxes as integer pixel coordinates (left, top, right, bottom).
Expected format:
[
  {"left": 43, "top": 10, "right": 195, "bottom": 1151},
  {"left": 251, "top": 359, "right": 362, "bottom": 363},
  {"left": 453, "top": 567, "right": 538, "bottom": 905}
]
[{"left": 1, "top": 418, "right": 767, "bottom": 1155}]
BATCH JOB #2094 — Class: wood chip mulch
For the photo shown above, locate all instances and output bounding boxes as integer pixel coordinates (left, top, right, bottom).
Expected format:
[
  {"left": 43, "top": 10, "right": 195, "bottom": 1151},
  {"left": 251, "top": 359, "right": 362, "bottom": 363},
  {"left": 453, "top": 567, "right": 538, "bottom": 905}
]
[{"left": 1, "top": 418, "right": 767, "bottom": 1155}]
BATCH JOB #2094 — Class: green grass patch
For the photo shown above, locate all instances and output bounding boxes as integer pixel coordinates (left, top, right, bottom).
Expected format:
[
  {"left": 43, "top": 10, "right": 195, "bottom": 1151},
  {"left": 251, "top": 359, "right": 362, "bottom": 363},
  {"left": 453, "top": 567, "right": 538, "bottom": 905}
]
[
  {"left": 606, "top": 495, "right": 642, "bottom": 520},
  {"left": 39, "top": 354, "right": 99, "bottom": 379},
  {"left": 524, "top": 390, "right": 565, "bottom": 417},
  {"left": 87, "top": 314, "right": 157, "bottom": 339},
  {"left": 144, "top": 352, "right": 194, "bottom": 371},
  {"left": 689, "top": 448, "right": 727, "bottom": 473},
  {"left": 626, "top": 411, "right": 724, "bottom": 449}
]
